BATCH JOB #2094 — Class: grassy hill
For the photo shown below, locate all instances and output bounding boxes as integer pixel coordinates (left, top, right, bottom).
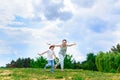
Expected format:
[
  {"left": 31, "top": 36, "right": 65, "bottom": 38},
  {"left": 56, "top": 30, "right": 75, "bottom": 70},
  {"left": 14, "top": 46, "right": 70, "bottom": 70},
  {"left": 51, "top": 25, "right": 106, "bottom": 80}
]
[{"left": 0, "top": 68, "right": 120, "bottom": 80}]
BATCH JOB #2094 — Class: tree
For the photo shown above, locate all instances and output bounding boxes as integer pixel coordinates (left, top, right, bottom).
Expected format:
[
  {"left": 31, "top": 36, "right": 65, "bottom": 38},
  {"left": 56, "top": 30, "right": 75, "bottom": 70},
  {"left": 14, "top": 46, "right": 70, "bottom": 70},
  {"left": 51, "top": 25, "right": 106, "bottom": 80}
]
[
  {"left": 111, "top": 44, "right": 120, "bottom": 53},
  {"left": 55, "top": 54, "right": 75, "bottom": 69},
  {"left": 96, "top": 51, "right": 120, "bottom": 73},
  {"left": 73, "top": 60, "right": 82, "bottom": 69},
  {"left": 6, "top": 58, "right": 32, "bottom": 68},
  {"left": 81, "top": 53, "right": 97, "bottom": 71},
  {"left": 64, "top": 54, "right": 74, "bottom": 69},
  {"left": 30, "top": 56, "right": 47, "bottom": 68},
  {"left": 15, "top": 58, "right": 24, "bottom": 68},
  {"left": 6, "top": 60, "right": 16, "bottom": 68},
  {"left": 23, "top": 58, "right": 31, "bottom": 68},
  {"left": 95, "top": 51, "right": 104, "bottom": 72}
]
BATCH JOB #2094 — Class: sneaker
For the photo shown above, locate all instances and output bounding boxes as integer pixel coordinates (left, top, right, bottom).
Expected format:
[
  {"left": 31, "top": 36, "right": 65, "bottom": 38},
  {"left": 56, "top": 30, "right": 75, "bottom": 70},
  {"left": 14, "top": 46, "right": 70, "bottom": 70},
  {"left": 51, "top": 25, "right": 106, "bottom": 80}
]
[
  {"left": 54, "top": 65, "right": 57, "bottom": 69},
  {"left": 50, "top": 70, "right": 54, "bottom": 73},
  {"left": 61, "top": 69, "right": 64, "bottom": 72},
  {"left": 44, "top": 67, "right": 46, "bottom": 69}
]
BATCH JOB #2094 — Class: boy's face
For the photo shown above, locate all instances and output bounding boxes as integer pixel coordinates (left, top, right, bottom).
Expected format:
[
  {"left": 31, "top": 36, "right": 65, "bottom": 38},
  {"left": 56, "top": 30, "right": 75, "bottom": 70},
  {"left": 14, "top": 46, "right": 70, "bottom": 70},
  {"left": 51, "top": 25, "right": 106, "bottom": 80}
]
[{"left": 50, "top": 47, "right": 54, "bottom": 50}]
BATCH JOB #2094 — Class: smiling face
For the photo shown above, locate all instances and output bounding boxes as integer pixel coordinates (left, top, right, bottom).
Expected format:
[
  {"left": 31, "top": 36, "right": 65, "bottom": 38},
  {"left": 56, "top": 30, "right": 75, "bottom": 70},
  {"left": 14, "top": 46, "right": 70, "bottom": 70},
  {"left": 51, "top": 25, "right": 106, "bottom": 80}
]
[{"left": 62, "top": 39, "right": 67, "bottom": 46}]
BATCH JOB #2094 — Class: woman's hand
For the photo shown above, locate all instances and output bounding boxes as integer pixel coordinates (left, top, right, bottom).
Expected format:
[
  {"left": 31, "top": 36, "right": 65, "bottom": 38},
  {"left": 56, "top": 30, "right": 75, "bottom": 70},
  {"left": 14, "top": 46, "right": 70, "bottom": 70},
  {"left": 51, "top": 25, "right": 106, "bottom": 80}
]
[{"left": 38, "top": 53, "right": 42, "bottom": 56}]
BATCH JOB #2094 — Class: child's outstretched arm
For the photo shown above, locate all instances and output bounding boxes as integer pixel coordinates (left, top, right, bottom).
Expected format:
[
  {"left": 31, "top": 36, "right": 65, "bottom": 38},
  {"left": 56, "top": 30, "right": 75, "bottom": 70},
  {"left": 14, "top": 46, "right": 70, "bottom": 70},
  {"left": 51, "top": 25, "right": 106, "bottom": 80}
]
[
  {"left": 38, "top": 50, "right": 48, "bottom": 56},
  {"left": 46, "top": 43, "right": 61, "bottom": 47},
  {"left": 67, "top": 43, "right": 76, "bottom": 47}
]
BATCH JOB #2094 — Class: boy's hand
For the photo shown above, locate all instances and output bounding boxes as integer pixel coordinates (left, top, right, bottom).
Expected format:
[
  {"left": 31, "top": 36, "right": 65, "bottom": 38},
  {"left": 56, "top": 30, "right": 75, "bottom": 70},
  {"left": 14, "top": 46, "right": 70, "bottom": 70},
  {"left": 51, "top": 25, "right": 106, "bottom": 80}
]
[
  {"left": 55, "top": 56, "right": 57, "bottom": 59},
  {"left": 46, "top": 42, "right": 51, "bottom": 45},
  {"left": 54, "top": 55, "right": 57, "bottom": 59},
  {"left": 55, "top": 57, "right": 59, "bottom": 63}
]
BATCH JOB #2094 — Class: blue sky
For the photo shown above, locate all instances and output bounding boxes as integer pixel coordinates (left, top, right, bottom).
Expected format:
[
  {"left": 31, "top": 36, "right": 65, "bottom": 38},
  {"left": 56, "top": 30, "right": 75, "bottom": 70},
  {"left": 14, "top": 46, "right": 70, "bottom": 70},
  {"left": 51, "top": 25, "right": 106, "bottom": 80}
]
[{"left": 0, "top": 0, "right": 120, "bottom": 67}]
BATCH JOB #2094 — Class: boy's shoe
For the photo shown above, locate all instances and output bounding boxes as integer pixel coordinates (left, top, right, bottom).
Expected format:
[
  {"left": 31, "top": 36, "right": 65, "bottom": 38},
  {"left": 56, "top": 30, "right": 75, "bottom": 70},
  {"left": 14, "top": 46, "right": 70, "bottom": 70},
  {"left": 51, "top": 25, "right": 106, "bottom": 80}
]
[
  {"left": 50, "top": 70, "right": 54, "bottom": 73},
  {"left": 44, "top": 67, "right": 46, "bottom": 69}
]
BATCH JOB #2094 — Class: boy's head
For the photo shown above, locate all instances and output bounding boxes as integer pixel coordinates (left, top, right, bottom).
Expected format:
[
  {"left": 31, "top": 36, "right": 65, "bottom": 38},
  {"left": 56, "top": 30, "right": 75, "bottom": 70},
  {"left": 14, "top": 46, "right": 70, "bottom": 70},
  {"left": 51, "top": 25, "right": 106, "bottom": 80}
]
[{"left": 49, "top": 45, "right": 55, "bottom": 50}]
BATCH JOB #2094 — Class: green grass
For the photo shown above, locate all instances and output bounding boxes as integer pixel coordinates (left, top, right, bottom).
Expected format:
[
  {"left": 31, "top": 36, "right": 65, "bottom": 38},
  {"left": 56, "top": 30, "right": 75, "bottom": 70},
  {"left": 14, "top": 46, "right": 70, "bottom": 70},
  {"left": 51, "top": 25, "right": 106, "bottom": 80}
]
[{"left": 0, "top": 68, "right": 120, "bottom": 80}]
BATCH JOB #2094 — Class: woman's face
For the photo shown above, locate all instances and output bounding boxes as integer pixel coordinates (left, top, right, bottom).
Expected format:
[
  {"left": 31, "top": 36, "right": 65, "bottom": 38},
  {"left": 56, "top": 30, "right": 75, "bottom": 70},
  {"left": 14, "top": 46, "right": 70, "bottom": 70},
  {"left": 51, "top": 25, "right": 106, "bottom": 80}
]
[{"left": 62, "top": 40, "right": 67, "bottom": 45}]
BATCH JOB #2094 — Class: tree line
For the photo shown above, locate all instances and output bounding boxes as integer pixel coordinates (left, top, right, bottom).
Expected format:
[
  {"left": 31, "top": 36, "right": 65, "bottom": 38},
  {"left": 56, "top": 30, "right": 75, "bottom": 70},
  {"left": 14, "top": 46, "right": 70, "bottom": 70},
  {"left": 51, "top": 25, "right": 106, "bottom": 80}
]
[
  {"left": 6, "top": 44, "right": 120, "bottom": 73},
  {"left": 96, "top": 44, "right": 120, "bottom": 73}
]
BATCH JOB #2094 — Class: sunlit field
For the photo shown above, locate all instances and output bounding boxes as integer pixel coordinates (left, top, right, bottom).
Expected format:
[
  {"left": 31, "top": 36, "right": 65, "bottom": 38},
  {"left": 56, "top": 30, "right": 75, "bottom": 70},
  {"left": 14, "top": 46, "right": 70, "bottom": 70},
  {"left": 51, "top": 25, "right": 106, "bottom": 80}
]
[{"left": 0, "top": 68, "right": 120, "bottom": 80}]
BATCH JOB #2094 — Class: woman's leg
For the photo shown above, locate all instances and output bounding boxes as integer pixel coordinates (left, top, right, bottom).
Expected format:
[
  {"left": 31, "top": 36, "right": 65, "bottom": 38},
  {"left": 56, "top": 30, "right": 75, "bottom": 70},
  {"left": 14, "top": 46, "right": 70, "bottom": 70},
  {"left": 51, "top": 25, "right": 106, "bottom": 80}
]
[
  {"left": 55, "top": 55, "right": 60, "bottom": 68},
  {"left": 55, "top": 54, "right": 65, "bottom": 71},
  {"left": 59, "top": 54, "right": 64, "bottom": 71},
  {"left": 55, "top": 54, "right": 64, "bottom": 71}
]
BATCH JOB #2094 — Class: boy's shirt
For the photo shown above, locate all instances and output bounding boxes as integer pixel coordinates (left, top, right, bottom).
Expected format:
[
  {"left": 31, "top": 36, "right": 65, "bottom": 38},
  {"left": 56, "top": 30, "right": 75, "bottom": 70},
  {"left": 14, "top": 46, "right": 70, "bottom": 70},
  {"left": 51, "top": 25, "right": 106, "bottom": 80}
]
[{"left": 47, "top": 49, "right": 55, "bottom": 60}]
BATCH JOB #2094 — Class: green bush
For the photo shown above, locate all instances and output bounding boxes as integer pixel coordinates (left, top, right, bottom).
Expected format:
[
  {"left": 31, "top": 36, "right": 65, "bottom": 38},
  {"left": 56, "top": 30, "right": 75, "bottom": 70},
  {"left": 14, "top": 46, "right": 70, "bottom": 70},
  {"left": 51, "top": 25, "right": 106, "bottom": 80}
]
[{"left": 96, "top": 51, "right": 120, "bottom": 73}]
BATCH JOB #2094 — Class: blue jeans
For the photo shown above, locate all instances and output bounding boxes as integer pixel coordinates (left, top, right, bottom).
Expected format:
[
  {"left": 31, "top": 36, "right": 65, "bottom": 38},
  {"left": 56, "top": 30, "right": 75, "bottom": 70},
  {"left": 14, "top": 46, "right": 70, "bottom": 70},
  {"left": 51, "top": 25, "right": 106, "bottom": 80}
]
[{"left": 44, "top": 60, "right": 54, "bottom": 72}]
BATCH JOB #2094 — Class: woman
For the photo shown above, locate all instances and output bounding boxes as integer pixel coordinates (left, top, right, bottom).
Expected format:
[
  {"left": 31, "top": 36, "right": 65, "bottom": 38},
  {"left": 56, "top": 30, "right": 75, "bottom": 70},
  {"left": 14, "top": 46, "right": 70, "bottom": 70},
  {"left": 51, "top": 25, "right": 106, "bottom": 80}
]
[{"left": 47, "top": 39, "right": 76, "bottom": 71}]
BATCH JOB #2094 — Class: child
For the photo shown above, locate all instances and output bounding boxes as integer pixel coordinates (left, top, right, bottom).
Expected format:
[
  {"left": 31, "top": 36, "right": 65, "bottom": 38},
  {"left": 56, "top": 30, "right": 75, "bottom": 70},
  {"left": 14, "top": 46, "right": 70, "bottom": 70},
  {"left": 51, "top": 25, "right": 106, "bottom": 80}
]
[{"left": 38, "top": 45, "right": 56, "bottom": 73}]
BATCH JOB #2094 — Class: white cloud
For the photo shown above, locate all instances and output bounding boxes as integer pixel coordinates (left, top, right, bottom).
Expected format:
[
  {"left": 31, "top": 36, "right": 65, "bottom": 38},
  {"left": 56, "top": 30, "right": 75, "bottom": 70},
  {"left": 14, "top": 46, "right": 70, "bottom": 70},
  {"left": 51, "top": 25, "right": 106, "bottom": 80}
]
[
  {"left": 67, "top": 46, "right": 86, "bottom": 62},
  {"left": 0, "top": 40, "right": 17, "bottom": 54},
  {"left": 0, "top": 0, "right": 35, "bottom": 26},
  {"left": 71, "top": 0, "right": 96, "bottom": 8},
  {"left": 0, "top": 60, "right": 8, "bottom": 67}
]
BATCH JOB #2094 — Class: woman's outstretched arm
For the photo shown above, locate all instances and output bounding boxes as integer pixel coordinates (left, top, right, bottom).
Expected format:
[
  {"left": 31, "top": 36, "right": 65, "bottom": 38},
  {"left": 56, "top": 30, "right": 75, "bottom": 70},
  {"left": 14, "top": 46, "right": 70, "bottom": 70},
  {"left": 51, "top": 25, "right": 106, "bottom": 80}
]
[
  {"left": 46, "top": 43, "right": 61, "bottom": 47},
  {"left": 67, "top": 43, "right": 76, "bottom": 47}
]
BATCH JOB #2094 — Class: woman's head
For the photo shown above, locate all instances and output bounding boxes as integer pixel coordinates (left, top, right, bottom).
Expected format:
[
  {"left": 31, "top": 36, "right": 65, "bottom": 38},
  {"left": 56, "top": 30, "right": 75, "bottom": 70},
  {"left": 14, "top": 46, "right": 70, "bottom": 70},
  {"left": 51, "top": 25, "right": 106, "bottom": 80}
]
[{"left": 62, "top": 39, "right": 67, "bottom": 45}]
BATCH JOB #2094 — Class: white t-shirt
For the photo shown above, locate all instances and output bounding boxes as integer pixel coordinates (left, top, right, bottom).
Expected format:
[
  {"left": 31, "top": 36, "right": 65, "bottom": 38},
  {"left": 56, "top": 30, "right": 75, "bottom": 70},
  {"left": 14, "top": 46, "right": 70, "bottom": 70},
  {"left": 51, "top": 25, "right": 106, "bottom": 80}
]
[{"left": 46, "top": 49, "right": 55, "bottom": 60}]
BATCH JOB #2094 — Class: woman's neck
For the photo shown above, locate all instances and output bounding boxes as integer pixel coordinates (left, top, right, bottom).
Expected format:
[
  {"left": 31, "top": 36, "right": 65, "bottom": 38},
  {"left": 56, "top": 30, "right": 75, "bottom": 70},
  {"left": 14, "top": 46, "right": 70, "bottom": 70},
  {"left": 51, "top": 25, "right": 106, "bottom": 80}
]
[{"left": 62, "top": 44, "right": 66, "bottom": 47}]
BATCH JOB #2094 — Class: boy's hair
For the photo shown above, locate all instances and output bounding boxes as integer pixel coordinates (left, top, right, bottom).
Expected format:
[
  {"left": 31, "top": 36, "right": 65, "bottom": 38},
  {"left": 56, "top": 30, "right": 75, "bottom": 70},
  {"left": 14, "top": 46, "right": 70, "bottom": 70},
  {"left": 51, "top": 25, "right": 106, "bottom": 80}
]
[{"left": 49, "top": 45, "right": 55, "bottom": 49}]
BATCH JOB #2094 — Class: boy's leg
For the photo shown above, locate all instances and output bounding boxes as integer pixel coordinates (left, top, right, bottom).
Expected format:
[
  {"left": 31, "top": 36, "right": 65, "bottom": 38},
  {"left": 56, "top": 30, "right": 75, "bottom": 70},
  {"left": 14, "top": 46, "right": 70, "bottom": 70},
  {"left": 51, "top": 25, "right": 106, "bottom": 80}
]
[
  {"left": 50, "top": 60, "right": 54, "bottom": 73},
  {"left": 44, "top": 60, "right": 51, "bottom": 69}
]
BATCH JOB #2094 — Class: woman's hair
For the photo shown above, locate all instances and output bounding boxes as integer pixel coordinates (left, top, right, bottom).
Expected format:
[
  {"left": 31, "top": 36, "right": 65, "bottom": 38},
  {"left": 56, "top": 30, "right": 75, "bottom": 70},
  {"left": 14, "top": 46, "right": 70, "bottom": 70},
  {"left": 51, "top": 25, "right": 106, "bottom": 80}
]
[
  {"left": 49, "top": 45, "right": 55, "bottom": 49},
  {"left": 62, "top": 39, "right": 67, "bottom": 42}
]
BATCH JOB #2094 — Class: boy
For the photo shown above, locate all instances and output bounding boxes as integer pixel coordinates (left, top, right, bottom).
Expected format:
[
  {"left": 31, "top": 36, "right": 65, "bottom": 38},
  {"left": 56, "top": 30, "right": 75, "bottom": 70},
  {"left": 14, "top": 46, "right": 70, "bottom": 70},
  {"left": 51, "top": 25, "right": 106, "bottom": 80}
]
[{"left": 38, "top": 45, "right": 56, "bottom": 73}]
